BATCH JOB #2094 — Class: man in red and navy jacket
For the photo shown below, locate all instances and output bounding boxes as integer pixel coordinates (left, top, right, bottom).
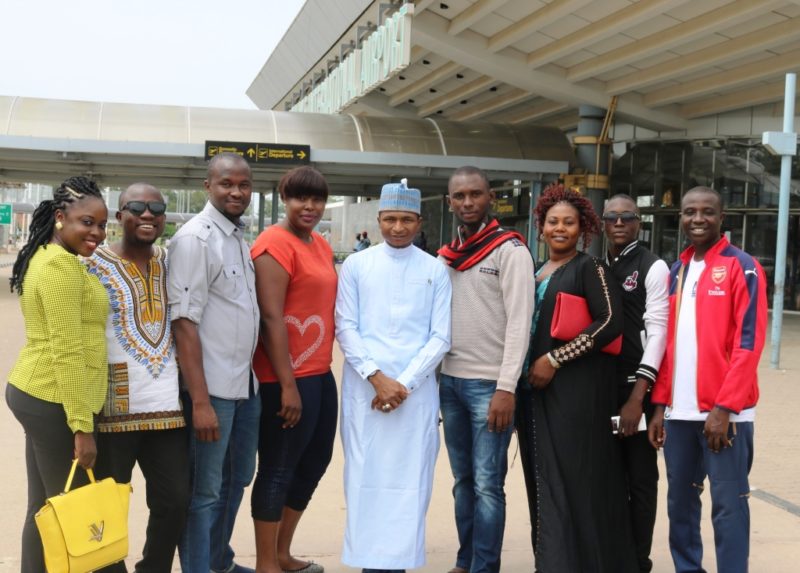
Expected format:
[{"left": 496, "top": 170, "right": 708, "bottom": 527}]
[{"left": 648, "top": 186, "right": 767, "bottom": 573}]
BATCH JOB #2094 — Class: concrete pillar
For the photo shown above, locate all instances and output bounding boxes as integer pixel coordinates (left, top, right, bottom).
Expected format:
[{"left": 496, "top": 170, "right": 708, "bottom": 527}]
[
  {"left": 574, "top": 104, "right": 611, "bottom": 257},
  {"left": 341, "top": 196, "right": 355, "bottom": 252},
  {"left": 257, "top": 192, "right": 266, "bottom": 232},
  {"left": 270, "top": 188, "right": 279, "bottom": 225}
]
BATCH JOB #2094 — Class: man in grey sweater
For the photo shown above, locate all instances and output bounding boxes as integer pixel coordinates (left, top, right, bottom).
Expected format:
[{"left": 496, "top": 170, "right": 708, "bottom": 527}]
[{"left": 437, "top": 166, "right": 535, "bottom": 573}]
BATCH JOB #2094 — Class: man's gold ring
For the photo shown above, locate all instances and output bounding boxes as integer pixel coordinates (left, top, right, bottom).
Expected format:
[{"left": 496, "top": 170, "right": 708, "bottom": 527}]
[{"left": 381, "top": 403, "right": 392, "bottom": 412}]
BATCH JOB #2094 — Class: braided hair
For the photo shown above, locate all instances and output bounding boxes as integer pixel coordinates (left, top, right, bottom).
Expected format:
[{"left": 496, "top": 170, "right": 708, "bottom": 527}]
[
  {"left": 533, "top": 182, "right": 601, "bottom": 247},
  {"left": 10, "top": 176, "right": 104, "bottom": 294}
]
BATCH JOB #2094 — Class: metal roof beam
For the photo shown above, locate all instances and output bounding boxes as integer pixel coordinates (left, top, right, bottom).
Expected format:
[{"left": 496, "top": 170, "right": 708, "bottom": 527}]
[
  {"left": 681, "top": 83, "right": 797, "bottom": 119},
  {"left": 488, "top": 0, "right": 594, "bottom": 53},
  {"left": 388, "top": 61, "right": 463, "bottom": 106},
  {"left": 543, "top": 112, "right": 579, "bottom": 131},
  {"left": 567, "top": 0, "right": 785, "bottom": 82},
  {"left": 504, "top": 101, "right": 571, "bottom": 124},
  {"left": 418, "top": 76, "right": 495, "bottom": 117},
  {"left": 449, "top": 0, "right": 512, "bottom": 36},
  {"left": 414, "top": 0, "right": 437, "bottom": 13},
  {"left": 526, "top": 0, "right": 690, "bottom": 69},
  {"left": 412, "top": 10, "right": 686, "bottom": 130},
  {"left": 608, "top": 17, "right": 800, "bottom": 94},
  {"left": 644, "top": 49, "right": 800, "bottom": 107},
  {"left": 449, "top": 88, "right": 533, "bottom": 121}
]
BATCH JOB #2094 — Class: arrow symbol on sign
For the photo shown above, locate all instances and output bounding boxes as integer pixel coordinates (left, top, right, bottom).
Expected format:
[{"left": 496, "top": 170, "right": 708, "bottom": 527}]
[
  {"left": 297, "top": 150, "right": 306, "bottom": 160},
  {"left": 247, "top": 148, "right": 256, "bottom": 158}
]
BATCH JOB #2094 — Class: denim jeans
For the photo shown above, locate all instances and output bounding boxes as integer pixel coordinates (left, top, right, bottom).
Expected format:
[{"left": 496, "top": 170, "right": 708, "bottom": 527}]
[
  {"left": 663, "top": 419, "right": 754, "bottom": 573},
  {"left": 178, "top": 392, "right": 261, "bottom": 573},
  {"left": 439, "top": 374, "right": 513, "bottom": 573}
]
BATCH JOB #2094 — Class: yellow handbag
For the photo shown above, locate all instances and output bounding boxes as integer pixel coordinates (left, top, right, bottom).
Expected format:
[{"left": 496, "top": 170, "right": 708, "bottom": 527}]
[{"left": 35, "top": 459, "right": 132, "bottom": 573}]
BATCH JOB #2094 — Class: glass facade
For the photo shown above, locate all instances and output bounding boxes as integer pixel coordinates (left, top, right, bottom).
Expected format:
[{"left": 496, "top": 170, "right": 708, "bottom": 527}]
[{"left": 611, "top": 139, "right": 800, "bottom": 311}]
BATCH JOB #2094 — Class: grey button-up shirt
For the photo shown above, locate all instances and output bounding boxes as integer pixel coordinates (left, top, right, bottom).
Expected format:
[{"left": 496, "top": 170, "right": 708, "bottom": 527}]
[{"left": 167, "top": 202, "right": 259, "bottom": 399}]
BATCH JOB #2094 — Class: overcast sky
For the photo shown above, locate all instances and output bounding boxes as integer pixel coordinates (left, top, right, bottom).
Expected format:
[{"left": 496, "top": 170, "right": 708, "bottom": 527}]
[{"left": 0, "top": 0, "right": 305, "bottom": 109}]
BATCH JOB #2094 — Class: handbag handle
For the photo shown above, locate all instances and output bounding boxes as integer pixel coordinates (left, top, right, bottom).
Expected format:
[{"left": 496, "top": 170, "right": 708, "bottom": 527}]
[{"left": 64, "top": 459, "right": 97, "bottom": 493}]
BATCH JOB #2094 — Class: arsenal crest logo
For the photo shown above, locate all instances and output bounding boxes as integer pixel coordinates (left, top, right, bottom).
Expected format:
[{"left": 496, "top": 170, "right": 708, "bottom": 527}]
[{"left": 711, "top": 266, "right": 727, "bottom": 284}]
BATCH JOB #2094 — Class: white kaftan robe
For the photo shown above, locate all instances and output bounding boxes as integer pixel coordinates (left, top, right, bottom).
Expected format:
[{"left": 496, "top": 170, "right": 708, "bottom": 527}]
[{"left": 336, "top": 242, "right": 452, "bottom": 570}]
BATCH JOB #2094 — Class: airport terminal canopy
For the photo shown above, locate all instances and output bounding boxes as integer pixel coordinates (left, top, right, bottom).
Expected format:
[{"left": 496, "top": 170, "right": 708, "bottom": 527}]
[
  {"left": 0, "top": 96, "right": 572, "bottom": 194},
  {"left": 248, "top": 0, "right": 800, "bottom": 136}
]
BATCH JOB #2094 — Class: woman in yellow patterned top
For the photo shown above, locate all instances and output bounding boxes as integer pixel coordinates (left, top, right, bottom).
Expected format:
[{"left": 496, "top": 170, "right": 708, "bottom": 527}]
[{"left": 6, "top": 176, "right": 109, "bottom": 573}]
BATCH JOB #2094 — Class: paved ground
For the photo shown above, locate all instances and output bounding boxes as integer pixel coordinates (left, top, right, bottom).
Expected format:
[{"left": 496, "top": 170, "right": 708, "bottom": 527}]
[{"left": 1, "top": 262, "right": 798, "bottom": 572}]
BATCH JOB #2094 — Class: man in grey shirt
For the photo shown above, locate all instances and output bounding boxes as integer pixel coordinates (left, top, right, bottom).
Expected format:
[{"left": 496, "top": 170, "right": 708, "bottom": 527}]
[{"left": 169, "top": 153, "right": 260, "bottom": 573}]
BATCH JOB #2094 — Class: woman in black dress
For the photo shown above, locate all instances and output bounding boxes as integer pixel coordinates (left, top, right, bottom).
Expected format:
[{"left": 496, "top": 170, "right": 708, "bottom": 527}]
[{"left": 517, "top": 184, "right": 637, "bottom": 572}]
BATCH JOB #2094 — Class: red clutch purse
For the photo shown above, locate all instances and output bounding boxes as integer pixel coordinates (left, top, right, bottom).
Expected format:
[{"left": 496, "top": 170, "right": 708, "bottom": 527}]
[{"left": 551, "top": 292, "right": 622, "bottom": 355}]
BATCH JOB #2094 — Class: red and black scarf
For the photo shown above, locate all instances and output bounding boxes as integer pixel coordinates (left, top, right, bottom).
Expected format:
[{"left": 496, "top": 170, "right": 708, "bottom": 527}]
[{"left": 438, "top": 218, "right": 526, "bottom": 271}]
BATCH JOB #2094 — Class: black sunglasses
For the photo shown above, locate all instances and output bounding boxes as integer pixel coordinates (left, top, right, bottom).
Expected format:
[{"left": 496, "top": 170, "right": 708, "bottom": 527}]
[
  {"left": 121, "top": 201, "right": 167, "bottom": 216},
  {"left": 602, "top": 211, "right": 639, "bottom": 223}
]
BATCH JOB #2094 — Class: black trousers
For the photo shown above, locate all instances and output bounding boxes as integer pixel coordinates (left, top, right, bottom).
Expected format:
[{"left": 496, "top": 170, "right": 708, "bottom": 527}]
[
  {"left": 94, "top": 427, "right": 190, "bottom": 573},
  {"left": 251, "top": 371, "right": 338, "bottom": 522},
  {"left": 617, "top": 384, "right": 659, "bottom": 573},
  {"left": 6, "top": 384, "right": 91, "bottom": 573}
]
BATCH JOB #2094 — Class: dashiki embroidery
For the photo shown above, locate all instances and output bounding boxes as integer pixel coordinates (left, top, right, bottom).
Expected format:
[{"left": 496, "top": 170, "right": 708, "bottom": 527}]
[{"left": 86, "top": 246, "right": 184, "bottom": 432}]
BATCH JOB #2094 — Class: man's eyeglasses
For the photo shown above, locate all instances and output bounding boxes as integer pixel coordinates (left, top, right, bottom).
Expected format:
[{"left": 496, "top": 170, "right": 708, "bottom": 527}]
[
  {"left": 602, "top": 211, "right": 639, "bottom": 223},
  {"left": 120, "top": 201, "right": 167, "bottom": 216}
]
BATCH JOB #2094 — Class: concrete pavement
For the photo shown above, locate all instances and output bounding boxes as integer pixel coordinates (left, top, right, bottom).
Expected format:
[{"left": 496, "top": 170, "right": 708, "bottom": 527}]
[{"left": 1, "top": 263, "right": 798, "bottom": 572}]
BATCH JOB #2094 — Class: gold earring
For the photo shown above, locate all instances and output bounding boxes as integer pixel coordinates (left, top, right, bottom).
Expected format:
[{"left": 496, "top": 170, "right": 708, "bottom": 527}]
[
  {"left": 448, "top": 206, "right": 454, "bottom": 213},
  {"left": 55, "top": 221, "right": 63, "bottom": 230}
]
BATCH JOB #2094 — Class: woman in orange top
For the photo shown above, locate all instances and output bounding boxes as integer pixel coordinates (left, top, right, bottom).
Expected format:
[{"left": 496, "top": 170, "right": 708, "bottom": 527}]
[{"left": 250, "top": 166, "right": 337, "bottom": 573}]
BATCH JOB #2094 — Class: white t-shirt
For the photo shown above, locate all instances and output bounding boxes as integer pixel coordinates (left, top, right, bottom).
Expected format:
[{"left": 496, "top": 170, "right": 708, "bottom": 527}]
[{"left": 666, "top": 258, "right": 754, "bottom": 422}]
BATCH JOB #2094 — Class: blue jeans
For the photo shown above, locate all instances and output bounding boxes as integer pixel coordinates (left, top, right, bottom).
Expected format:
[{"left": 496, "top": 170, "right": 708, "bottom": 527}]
[
  {"left": 439, "top": 375, "right": 513, "bottom": 573},
  {"left": 178, "top": 393, "right": 261, "bottom": 573},
  {"left": 663, "top": 419, "right": 754, "bottom": 573}
]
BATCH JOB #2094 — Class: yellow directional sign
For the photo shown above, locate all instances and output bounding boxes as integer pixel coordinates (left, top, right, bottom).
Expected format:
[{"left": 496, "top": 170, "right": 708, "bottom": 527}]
[{"left": 205, "top": 141, "right": 311, "bottom": 165}]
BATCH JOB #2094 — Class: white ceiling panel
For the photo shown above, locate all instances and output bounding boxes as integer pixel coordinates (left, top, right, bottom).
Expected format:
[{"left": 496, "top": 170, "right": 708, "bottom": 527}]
[
  {"left": 511, "top": 32, "right": 558, "bottom": 53},
  {"left": 775, "top": 3, "right": 800, "bottom": 17},
  {"left": 538, "top": 13, "right": 593, "bottom": 39},
  {"left": 664, "top": 0, "right": 734, "bottom": 21},
  {"left": 494, "top": 0, "right": 549, "bottom": 20},
  {"left": 669, "top": 34, "right": 729, "bottom": 55},
  {"left": 468, "top": 12, "right": 516, "bottom": 36},
  {"left": 577, "top": 0, "right": 635, "bottom": 22},
  {"left": 583, "top": 34, "right": 636, "bottom": 56},
  {"left": 623, "top": 14, "right": 681, "bottom": 39},
  {"left": 721, "top": 11, "right": 788, "bottom": 36}
]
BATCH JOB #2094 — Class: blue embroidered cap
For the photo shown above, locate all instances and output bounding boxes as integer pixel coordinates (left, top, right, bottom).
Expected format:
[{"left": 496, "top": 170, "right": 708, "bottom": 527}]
[{"left": 379, "top": 178, "right": 421, "bottom": 214}]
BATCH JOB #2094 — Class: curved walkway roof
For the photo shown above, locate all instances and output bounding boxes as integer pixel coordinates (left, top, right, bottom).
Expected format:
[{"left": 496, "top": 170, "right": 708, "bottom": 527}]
[{"left": 0, "top": 96, "right": 571, "bottom": 193}]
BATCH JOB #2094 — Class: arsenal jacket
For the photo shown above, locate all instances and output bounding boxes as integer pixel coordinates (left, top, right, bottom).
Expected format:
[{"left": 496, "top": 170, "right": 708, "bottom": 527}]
[{"left": 652, "top": 236, "right": 767, "bottom": 414}]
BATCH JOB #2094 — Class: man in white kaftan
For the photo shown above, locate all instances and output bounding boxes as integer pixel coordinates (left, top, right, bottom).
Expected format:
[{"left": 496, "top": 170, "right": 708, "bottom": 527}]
[{"left": 336, "top": 181, "right": 452, "bottom": 573}]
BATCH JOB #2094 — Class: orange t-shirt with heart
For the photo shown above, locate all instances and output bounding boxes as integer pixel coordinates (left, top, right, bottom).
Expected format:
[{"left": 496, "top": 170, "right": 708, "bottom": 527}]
[{"left": 250, "top": 225, "right": 337, "bottom": 383}]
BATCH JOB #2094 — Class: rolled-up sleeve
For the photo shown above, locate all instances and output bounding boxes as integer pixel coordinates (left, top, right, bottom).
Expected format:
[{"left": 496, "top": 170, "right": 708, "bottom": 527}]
[{"left": 168, "top": 234, "right": 209, "bottom": 324}]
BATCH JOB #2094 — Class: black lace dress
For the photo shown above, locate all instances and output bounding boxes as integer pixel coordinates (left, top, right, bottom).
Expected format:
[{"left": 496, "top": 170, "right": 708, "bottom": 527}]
[{"left": 516, "top": 252, "right": 638, "bottom": 573}]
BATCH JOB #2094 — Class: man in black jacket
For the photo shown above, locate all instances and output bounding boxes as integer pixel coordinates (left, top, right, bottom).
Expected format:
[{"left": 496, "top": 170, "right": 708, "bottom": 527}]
[{"left": 603, "top": 194, "right": 669, "bottom": 572}]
